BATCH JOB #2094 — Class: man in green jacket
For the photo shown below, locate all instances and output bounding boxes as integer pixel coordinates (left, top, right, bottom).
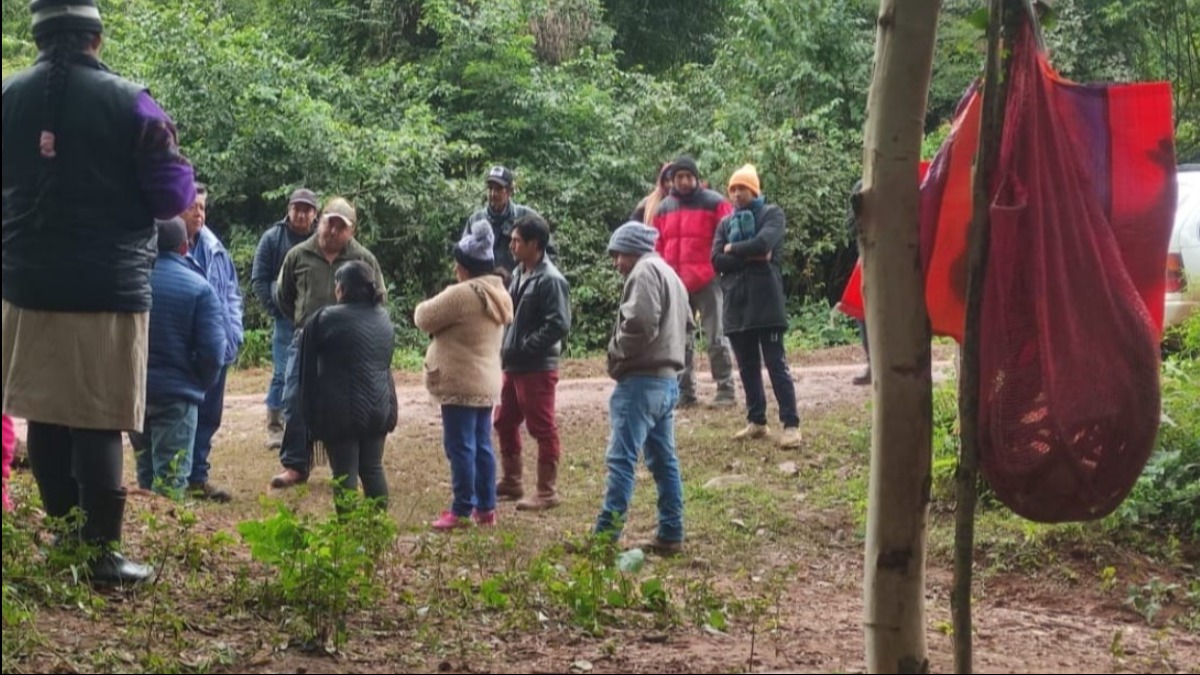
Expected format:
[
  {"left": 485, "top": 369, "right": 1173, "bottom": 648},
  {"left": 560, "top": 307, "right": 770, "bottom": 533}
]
[{"left": 271, "top": 197, "right": 386, "bottom": 488}]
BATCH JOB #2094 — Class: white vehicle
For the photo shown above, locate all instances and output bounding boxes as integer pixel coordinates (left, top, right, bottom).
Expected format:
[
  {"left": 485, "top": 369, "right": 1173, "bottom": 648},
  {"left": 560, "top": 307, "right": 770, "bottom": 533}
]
[{"left": 1165, "top": 165, "right": 1200, "bottom": 329}]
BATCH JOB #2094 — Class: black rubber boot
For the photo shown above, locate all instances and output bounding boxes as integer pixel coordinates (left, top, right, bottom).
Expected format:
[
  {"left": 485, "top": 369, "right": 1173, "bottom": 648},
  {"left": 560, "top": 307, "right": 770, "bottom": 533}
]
[{"left": 79, "top": 486, "right": 154, "bottom": 587}]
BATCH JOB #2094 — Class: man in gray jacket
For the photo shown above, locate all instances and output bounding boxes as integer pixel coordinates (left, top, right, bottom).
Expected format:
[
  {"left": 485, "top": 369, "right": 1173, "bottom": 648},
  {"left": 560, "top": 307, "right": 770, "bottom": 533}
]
[
  {"left": 495, "top": 214, "right": 572, "bottom": 511},
  {"left": 592, "top": 221, "right": 692, "bottom": 556},
  {"left": 251, "top": 188, "right": 318, "bottom": 449}
]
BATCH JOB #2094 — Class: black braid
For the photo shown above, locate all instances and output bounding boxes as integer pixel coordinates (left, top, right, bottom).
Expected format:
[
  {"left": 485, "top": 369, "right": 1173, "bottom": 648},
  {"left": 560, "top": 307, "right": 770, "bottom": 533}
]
[
  {"left": 35, "top": 31, "right": 97, "bottom": 161},
  {"left": 31, "top": 31, "right": 96, "bottom": 213}
]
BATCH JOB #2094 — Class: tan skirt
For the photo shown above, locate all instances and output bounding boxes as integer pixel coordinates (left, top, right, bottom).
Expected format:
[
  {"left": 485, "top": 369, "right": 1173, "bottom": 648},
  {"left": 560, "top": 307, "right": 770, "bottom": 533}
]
[{"left": 2, "top": 300, "right": 148, "bottom": 432}]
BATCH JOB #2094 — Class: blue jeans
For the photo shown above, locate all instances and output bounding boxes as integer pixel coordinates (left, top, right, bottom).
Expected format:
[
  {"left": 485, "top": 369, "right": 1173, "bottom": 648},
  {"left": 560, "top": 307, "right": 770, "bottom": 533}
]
[
  {"left": 279, "top": 329, "right": 310, "bottom": 472},
  {"left": 131, "top": 401, "right": 198, "bottom": 498},
  {"left": 728, "top": 329, "right": 800, "bottom": 428},
  {"left": 594, "top": 376, "right": 684, "bottom": 543},
  {"left": 441, "top": 405, "right": 497, "bottom": 517},
  {"left": 190, "top": 366, "right": 228, "bottom": 484},
  {"left": 266, "top": 317, "right": 295, "bottom": 411}
]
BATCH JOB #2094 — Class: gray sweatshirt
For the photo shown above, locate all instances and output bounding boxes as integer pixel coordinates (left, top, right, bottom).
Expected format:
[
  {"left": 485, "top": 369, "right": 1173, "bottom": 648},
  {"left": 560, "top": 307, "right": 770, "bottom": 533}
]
[{"left": 607, "top": 252, "right": 693, "bottom": 380}]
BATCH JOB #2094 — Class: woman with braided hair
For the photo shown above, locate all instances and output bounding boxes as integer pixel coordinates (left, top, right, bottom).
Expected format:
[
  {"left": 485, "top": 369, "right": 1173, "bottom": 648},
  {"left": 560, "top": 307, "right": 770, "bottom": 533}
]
[{"left": 2, "top": 0, "right": 196, "bottom": 585}]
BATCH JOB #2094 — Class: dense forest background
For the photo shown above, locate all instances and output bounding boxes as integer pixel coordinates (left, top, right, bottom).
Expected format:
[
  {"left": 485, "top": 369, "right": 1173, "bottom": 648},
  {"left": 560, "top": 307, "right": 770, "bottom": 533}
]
[{"left": 4, "top": 0, "right": 1197, "bottom": 356}]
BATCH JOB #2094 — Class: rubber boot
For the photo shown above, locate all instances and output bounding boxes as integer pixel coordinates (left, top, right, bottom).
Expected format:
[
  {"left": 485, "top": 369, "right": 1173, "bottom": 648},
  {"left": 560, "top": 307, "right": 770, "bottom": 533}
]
[
  {"left": 496, "top": 454, "right": 524, "bottom": 501},
  {"left": 516, "top": 461, "right": 561, "bottom": 511},
  {"left": 79, "top": 486, "right": 153, "bottom": 587}
]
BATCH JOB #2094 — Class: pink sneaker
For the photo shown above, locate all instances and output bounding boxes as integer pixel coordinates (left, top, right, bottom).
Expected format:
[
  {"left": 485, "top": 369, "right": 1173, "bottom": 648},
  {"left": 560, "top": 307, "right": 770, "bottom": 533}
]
[
  {"left": 431, "top": 510, "right": 472, "bottom": 532},
  {"left": 472, "top": 509, "right": 497, "bottom": 527}
]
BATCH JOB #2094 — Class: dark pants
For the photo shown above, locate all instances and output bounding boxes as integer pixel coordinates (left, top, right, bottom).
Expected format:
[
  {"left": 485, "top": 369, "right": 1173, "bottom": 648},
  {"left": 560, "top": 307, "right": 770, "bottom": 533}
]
[
  {"left": 190, "top": 366, "right": 228, "bottom": 484},
  {"left": 27, "top": 423, "right": 124, "bottom": 538},
  {"left": 857, "top": 319, "right": 870, "bottom": 361},
  {"left": 279, "top": 330, "right": 310, "bottom": 473},
  {"left": 327, "top": 435, "right": 389, "bottom": 511},
  {"left": 441, "top": 405, "right": 496, "bottom": 518},
  {"left": 728, "top": 329, "right": 800, "bottom": 428},
  {"left": 494, "top": 370, "right": 562, "bottom": 464}
]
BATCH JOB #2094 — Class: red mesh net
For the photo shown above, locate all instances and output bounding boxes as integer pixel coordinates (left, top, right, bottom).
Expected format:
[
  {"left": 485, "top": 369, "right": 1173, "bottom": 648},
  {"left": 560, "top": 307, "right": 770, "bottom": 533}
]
[
  {"left": 841, "top": 21, "right": 1176, "bottom": 522},
  {"left": 976, "top": 24, "right": 1175, "bottom": 522}
]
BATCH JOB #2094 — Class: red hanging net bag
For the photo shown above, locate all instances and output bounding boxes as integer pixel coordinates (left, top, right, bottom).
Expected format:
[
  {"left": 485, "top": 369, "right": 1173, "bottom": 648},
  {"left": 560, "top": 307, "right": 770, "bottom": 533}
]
[{"left": 976, "top": 21, "right": 1176, "bottom": 522}]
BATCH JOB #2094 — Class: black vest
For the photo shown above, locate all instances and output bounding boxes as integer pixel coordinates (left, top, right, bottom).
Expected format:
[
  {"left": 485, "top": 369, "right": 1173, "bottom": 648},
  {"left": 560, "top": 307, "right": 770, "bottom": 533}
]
[{"left": 2, "top": 54, "right": 156, "bottom": 313}]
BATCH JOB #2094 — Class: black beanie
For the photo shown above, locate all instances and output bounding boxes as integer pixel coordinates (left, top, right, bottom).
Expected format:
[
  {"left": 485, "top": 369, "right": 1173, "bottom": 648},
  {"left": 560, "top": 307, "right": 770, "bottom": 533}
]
[
  {"left": 671, "top": 155, "right": 701, "bottom": 180},
  {"left": 30, "top": 0, "right": 103, "bottom": 41}
]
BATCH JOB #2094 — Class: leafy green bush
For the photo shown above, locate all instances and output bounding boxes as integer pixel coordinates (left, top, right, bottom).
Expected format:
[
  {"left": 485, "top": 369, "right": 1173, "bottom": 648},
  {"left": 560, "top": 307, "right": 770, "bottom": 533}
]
[
  {"left": 236, "top": 496, "right": 398, "bottom": 649},
  {"left": 1113, "top": 316, "right": 1200, "bottom": 539},
  {"left": 2, "top": 500, "right": 106, "bottom": 667},
  {"left": 784, "top": 301, "right": 861, "bottom": 352}
]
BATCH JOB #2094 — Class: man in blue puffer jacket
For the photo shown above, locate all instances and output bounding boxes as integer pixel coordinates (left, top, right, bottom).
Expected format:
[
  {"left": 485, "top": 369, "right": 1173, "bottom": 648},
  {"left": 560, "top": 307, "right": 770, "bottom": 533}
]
[{"left": 130, "top": 218, "right": 226, "bottom": 499}]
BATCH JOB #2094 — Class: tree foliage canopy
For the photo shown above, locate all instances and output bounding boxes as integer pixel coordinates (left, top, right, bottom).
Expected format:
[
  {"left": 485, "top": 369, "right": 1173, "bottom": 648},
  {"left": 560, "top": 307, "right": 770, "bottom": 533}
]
[{"left": 3, "top": 0, "right": 1193, "bottom": 351}]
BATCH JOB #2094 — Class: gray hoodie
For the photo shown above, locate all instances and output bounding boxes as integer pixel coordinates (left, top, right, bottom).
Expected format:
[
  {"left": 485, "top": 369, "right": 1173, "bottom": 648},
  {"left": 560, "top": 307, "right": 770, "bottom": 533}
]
[{"left": 607, "top": 253, "right": 693, "bottom": 380}]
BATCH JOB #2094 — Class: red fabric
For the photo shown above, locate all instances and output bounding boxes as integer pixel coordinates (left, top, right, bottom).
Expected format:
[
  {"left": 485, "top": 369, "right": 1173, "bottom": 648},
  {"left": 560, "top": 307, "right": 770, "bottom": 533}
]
[
  {"left": 838, "top": 262, "right": 865, "bottom": 321},
  {"left": 922, "top": 93, "right": 983, "bottom": 340},
  {"left": 976, "top": 23, "right": 1173, "bottom": 522},
  {"left": 494, "top": 371, "right": 562, "bottom": 464},
  {"left": 654, "top": 189, "right": 734, "bottom": 293},
  {"left": 839, "top": 22, "right": 1174, "bottom": 522}
]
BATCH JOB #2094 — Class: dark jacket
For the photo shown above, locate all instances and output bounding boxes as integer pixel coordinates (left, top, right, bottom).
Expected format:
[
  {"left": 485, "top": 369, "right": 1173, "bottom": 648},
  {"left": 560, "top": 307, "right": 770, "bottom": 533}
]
[
  {"left": 846, "top": 179, "right": 864, "bottom": 249},
  {"left": 464, "top": 202, "right": 557, "bottom": 272},
  {"left": 145, "top": 253, "right": 227, "bottom": 406},
  {"left": 251, "top": 219, "right": 311, "bottom": 320},
  {"left": 300, "top": 302, "right": 398, "bottom": 442},
  {"left": 502, "top": 256, "right": 571, "bottom": 373},
  {"left": 712, "top": 201, "right": 789, "bottom": 333},
  {"left": 2, "top": 55, "right": 191, "bottom": 313}
]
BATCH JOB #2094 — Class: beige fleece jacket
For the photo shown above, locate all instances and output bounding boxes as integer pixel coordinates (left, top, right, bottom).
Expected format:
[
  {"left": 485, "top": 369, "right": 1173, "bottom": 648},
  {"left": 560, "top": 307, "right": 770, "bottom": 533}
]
[{"left": 414, "top": 275, "right": 514, "bottom": 407}]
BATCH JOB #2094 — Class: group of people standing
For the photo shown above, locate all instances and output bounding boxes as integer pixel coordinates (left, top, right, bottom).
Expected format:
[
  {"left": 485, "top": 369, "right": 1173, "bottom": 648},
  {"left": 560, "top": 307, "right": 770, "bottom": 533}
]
[{"left": 1, "top": 0, "right": 813, "bottom": 586}]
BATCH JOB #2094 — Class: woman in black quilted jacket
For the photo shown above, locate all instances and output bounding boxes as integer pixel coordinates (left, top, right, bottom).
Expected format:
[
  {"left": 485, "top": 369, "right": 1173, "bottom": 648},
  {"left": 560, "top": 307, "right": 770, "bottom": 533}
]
[{"left": 299, "top": 260, "right": 398, "bottom": 512}]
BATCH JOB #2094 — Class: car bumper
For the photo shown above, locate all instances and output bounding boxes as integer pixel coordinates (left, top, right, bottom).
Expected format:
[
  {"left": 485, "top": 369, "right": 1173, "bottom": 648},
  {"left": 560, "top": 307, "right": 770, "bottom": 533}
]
[{"left": 1165, "top": 294, "right": 1199, "bottom": 328}]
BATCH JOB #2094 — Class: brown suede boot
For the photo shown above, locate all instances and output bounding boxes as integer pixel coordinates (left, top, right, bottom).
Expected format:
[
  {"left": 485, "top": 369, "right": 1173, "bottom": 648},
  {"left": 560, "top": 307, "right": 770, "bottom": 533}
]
[
  {"left": 516, "top": 461, "right": 561, "bottom": 511},
  {"left": 496, "top": 454, "right": 524, "bottom": 501}
]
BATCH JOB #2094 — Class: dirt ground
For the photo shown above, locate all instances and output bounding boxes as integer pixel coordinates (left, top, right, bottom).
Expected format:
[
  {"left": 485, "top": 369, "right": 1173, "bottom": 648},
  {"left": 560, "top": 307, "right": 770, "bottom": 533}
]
[{"left": 6, "top": 346, "right": 1198, "bottom": 674}]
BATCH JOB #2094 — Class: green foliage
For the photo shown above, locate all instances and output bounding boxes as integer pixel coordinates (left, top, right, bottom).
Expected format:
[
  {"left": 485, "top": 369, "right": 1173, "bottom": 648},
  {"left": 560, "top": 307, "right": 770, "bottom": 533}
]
[
  {"left": 422, "top": 532, "right": 729, "bottom": 636},
  {"left": 783, "top": 301, "right": 860, "bottom": 352},
  {"left": 5, "top": 0, "right": 1193, "bottom": 353},
  {"left": 1124, "top": 577, "right": 1199, "bottom": 628},
  {"left": 1112, "top": 317, "right": 1200, "bottom": 539},
  {"left": 236, "top": 329, "right": 272, "bottom": 369},
  {"left": 236, "top": 496, "right": 398, "bottom": 649},
  {"left": 3, "top": 502, "right": 107, "bottom": 668},
  {"left": 602, "top": 0, "right": 732, "bottom": 72},
  {"left": 930, "top": 381, "right": 962, "bottom": 504}
]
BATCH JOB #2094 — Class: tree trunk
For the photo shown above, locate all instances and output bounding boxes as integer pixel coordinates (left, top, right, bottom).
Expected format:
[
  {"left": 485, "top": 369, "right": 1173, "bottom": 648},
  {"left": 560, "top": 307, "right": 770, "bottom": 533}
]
[
  {"left": 860, "top": 2, "right": 941, "bottom": 673},
  {"left": 955, "top": 2, "right": 1021, "bottom": 672}
]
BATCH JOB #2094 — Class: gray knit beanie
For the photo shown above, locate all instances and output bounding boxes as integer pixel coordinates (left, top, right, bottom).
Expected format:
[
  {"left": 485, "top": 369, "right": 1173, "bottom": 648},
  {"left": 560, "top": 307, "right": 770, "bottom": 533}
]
[
  {"left": 607, "top": 221, "right": 659, "bottom": 255},
  {"left": 455, "top": 220, "right": 495, "bottom": 275}
]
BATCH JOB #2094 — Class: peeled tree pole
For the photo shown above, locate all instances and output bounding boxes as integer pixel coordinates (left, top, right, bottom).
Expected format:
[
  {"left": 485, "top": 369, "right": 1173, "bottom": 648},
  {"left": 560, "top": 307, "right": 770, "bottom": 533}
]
[{"left": 859, "top": 1, "right": 942, "bottom": 673}]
